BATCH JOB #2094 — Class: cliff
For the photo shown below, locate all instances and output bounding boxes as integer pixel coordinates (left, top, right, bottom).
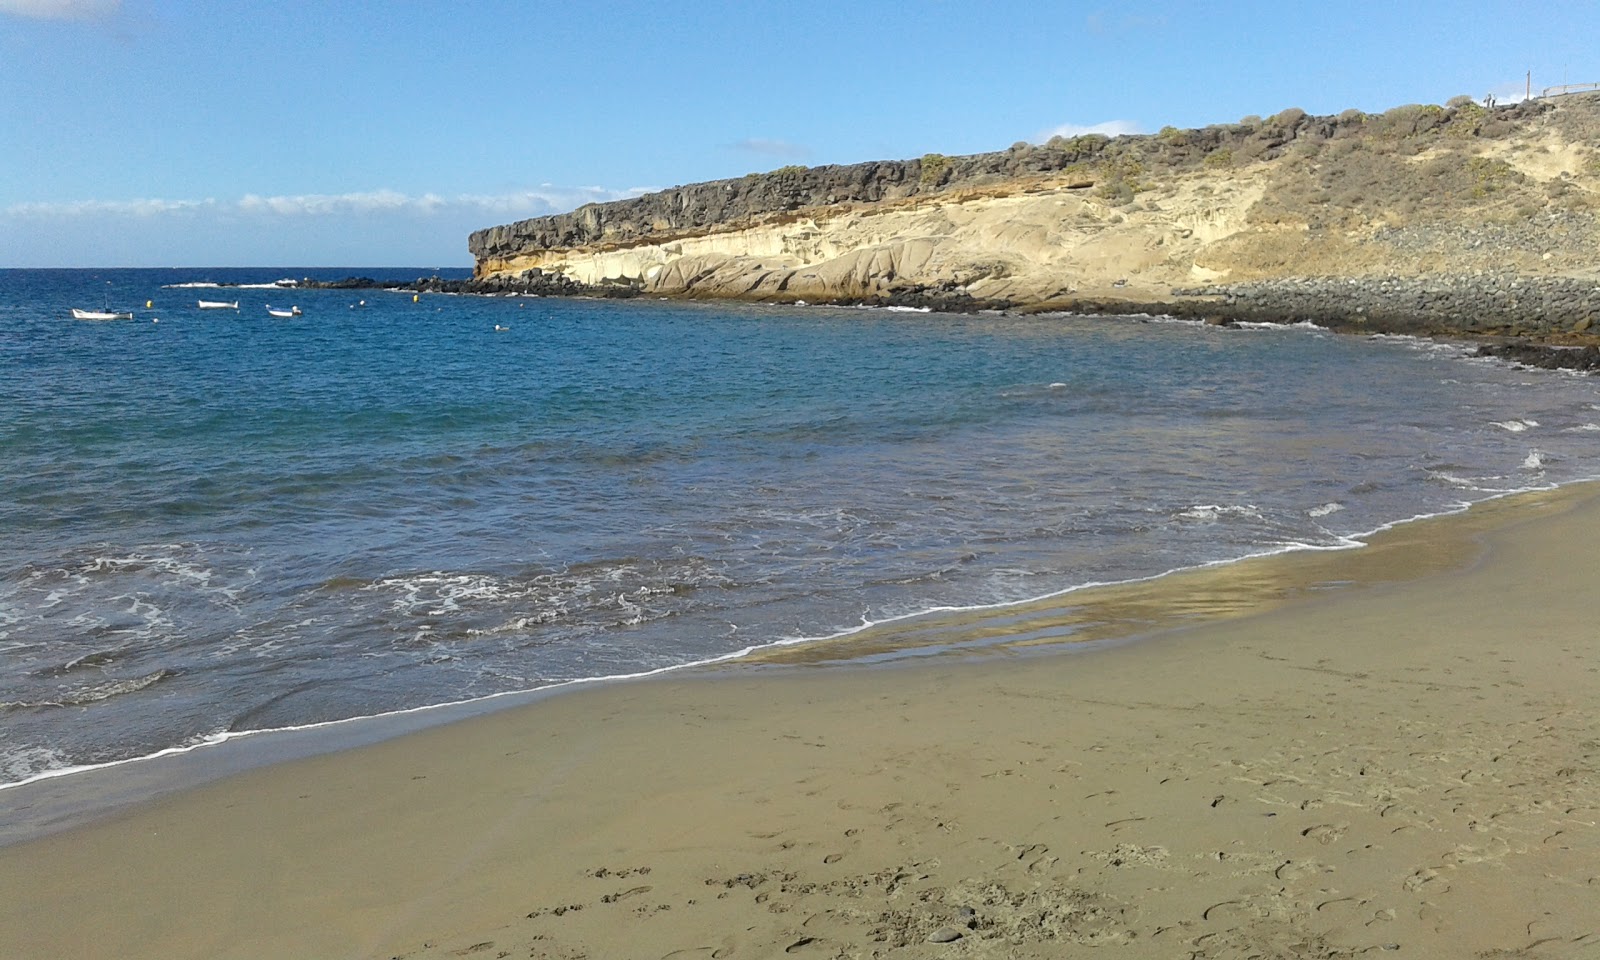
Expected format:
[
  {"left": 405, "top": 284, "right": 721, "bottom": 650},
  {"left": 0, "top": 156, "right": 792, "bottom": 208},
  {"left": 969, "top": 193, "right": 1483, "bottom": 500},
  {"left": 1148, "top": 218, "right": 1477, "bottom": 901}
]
[{"left": 467, "top": 94, "right": 1600, "bottom": 336}]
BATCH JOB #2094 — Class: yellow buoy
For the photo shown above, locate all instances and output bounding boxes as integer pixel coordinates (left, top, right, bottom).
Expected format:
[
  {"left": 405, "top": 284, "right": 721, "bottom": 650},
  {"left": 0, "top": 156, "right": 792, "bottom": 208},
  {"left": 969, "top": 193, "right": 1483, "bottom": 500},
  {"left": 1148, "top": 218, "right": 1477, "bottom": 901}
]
[
  {"left": 146, "top": 300, "right": 153, "bottom": 308},
  {"left": 413, "top": 294, "right": 419, "bottom": 303}
]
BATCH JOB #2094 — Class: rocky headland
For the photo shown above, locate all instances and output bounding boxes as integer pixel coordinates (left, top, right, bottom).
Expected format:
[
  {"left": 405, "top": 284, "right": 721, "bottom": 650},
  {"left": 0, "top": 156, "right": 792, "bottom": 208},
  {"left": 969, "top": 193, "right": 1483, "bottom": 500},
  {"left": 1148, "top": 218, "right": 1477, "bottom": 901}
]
[
  {"left": 305, "top": 93, "right": 1600, "bottom": 371},
  {"left": 460, "top": 93, "right": 1600, "bottom": 347}
]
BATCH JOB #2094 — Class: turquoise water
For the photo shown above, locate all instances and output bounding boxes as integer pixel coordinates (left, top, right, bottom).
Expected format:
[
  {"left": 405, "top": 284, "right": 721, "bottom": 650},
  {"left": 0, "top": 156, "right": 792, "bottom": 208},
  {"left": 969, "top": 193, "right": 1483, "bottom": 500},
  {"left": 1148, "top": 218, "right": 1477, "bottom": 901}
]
[{"left": 4, "top": 267, "right": 1600, "bottom": 787}]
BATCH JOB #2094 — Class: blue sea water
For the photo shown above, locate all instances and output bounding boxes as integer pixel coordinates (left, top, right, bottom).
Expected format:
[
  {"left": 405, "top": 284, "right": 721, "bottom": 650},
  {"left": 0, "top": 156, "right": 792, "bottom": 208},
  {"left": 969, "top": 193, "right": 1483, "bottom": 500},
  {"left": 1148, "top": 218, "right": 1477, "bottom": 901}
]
[{"left": 4, "top": 266, "right": 1600, "bottom": 790}]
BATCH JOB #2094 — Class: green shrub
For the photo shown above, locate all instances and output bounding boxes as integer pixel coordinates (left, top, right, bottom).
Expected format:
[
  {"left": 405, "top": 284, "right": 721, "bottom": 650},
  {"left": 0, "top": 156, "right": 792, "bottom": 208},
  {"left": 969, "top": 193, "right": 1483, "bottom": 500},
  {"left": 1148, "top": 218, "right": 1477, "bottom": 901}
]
[
  {"left": 919, "top": 153, "right": 951, "bottom": 186},
  {"left": 1372, "top": 103, "right": 1446, "bottom": 140},
  {"left": 1466, "top": 156, "right": 1516, "bottom": 197},
  {"left": 1062, "top": 134, "right": 1111, "bottom": 156},
  {"left": 1092, "top": 157, "right": 1147, "bottom": 200},
  {"left": 1271, "top": 107, "right": 1307, "bottom": 128},
  {"left": 1203, "top": 148, "right": 1235, "bottom": 170},
  {"left": 1443, "top": 101, "right": 1486, "bottom": 138}
]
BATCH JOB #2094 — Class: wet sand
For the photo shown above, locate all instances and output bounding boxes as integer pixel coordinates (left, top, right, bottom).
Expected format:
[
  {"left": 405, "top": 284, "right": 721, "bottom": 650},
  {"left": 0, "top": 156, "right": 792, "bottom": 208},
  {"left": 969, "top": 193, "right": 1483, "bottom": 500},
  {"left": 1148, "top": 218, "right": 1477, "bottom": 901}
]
[{"left": 1, "top": 486, "right": 1597, "bottom": 959}]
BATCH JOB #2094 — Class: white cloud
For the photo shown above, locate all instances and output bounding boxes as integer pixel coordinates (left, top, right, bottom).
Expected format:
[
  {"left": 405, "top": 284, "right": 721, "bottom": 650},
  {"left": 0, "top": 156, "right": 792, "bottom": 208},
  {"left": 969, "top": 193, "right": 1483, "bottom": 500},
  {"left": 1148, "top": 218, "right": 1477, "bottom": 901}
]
[
  {"left": 1085, "top": 11, "right": 1167, "bottom": 35},
  {"left": 0, "top": 185, "right": 661, "bottom": 266},
  {"left": 6, "top": 186, "right": 650, "bottom": 221},
  {"left": 237, "top": 189, "right": 417, "bottom": 216},
  {"left": 1036, "top": 120, "right": 1144, "bottom": 143},
  {"left": 1484, "top": 79, "right": 1535, "bottom": 104},
  {"left": 5, "top": 197, "right": 213, "bottom": 217},
  {"left": 450, "top": 185, "right": 652, "bottom": 216},
  {"left": 0, "top": 0, "right": 119, "bottom": 20}
]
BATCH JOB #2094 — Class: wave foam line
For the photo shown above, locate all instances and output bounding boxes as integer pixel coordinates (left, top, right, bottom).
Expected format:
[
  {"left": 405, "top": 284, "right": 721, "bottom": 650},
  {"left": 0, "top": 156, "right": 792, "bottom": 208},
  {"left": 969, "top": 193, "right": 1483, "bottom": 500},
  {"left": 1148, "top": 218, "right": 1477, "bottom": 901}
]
[{"left": 1, "top": 476, "right": 1588, "bottom": 795}]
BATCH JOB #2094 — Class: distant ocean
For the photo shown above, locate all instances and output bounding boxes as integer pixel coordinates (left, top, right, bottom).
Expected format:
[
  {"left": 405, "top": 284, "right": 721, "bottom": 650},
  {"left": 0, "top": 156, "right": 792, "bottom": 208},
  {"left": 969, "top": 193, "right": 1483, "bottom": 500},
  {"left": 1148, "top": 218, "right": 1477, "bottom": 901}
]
[{"left": 4, "top": 267, "right": 1600, "bottom": 791}]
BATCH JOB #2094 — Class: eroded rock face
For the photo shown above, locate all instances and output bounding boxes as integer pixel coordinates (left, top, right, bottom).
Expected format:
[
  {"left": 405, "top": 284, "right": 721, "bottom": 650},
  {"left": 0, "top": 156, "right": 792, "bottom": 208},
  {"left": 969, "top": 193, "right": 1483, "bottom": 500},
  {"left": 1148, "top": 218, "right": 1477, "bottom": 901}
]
[
  {"left": 469, "top": 162, "right": 923, "bottom": 262},
  {"left": 466, "top": 95, "right": 1600, "bottom": 317},
  {"left": 464, "top": 103, "right": 1401, "bottom": 268}
]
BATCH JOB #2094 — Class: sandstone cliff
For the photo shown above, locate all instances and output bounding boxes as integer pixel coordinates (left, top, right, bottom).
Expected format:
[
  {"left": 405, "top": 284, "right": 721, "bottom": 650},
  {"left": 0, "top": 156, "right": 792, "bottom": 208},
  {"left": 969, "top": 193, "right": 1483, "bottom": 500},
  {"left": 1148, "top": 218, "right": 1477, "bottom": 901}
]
[{"left": 468, "top": 94, "right": 1600, "bottom": 331}]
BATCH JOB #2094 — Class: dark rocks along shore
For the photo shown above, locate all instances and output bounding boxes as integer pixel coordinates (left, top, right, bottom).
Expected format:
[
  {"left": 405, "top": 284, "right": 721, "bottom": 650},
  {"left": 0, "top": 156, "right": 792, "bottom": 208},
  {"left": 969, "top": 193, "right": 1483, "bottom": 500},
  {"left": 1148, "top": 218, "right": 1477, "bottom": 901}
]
[{"left": 293, "top": 270, "right": 1600, "bottom": 374}]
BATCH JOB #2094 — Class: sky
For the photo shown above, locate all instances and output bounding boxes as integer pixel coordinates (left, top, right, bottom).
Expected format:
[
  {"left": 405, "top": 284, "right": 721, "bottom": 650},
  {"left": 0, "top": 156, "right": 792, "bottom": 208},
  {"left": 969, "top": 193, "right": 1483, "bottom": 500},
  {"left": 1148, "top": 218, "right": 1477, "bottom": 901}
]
[{"left": 1, "top": 0, "right": 1594, "bottom": 268}]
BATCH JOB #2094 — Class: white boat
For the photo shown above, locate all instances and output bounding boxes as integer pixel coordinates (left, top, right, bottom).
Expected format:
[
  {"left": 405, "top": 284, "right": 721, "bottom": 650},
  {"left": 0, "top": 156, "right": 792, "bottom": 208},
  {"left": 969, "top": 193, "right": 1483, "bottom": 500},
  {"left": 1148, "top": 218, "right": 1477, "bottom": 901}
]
[
  {"left": 71, "top": 308, "right": 133, "bottom": 321},
  {"left": 197, "top": 299, "right": 239, "bottom": 309},
  {"left": 266, "top": 305, "right": 302, "bottom": 318}
]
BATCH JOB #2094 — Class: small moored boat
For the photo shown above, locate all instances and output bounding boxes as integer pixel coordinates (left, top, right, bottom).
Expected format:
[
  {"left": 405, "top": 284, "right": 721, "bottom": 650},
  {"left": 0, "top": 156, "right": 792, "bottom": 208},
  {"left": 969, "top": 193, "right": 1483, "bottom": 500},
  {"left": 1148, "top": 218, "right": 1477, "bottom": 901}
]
[
  {"left": 71, "top": 308, "right": 133, "bottom": 321},
  {"left": 197, "top": 300, "right": 239, "bottom": 310},
  {"left": 266, "top": 305, "right": 303, "bottom": 318}
]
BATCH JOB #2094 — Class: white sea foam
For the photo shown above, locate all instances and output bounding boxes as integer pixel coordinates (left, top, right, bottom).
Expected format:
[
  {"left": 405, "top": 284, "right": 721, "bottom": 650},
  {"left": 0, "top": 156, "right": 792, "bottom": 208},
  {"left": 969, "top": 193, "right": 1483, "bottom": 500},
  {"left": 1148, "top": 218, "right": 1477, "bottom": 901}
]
[
  {"left": 1308, "top": 502, "right": 1344, "bottom": 518},
  {"left": 1522, "top": 449, "right": 1547, "bottom": 470},
  {"left": 76, "top": 546, "right": 250, "bottom": 605},
  {"left": 1491, "top": 419, "right": 1539, "bottom": 432},
  {"left": 370, "top": 572, "right": 513, "bottom": 616},
  {"left": 1427, "top": 470, "right": 1486, "bottom": 490},
  {"left": 1565, "top": 423, "right": 1600, "bottom": 432},
  {"left": 1366, "top": 333, "right": 1476, "bottom": 360},
  {"left": 0, "top": 746, "right": 72, "bottom": 785},
  {"left": 1230, "top": 320, "right": 1321, "bottom": 332},
  {"left": 1177, "top": 504, "right": 1263, "bottom": 522},
  {"left": 159, "top": 280, "right": 296, "bottom": 290}
]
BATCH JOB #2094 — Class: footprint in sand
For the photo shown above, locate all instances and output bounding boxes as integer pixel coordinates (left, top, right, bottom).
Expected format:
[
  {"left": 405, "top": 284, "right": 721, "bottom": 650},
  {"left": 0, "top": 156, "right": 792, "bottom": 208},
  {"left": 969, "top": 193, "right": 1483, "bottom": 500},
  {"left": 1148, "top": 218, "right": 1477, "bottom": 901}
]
[
  {"left": 600, "top": 885, "right": 653, "bottom": 904},
  {"left": 783, "top": 936, "right": 834, "bottom": 954},
  {"left": 1300, "top": 823, "right": 1347, "bottom": 845},
  {"left": 1273, "top": 859, "right": 1327, "bottom": 881}
]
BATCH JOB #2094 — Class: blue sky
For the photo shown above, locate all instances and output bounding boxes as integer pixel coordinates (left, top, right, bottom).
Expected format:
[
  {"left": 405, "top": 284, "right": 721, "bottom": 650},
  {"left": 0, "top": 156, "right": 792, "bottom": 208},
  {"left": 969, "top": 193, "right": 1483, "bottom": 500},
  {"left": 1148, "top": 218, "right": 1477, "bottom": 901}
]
[{"left": 1, "top": 0, "right": 1593, "bottom": 268}]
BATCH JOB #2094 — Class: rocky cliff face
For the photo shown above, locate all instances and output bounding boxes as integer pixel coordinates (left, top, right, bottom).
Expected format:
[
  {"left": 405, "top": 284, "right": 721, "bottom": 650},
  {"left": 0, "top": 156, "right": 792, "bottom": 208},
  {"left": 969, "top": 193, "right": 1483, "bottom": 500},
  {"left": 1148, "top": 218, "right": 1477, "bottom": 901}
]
[{"left": 468, "top": 95, "right": 1600, "bottom": 323}]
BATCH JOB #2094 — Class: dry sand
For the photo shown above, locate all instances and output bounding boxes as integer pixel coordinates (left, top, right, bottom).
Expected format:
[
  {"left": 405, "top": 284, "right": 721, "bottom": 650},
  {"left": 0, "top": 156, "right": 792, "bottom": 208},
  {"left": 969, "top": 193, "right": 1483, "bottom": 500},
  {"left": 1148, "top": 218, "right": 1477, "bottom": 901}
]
[{"left": 1, "top": 486, "right": 1597, "bottom": 959}]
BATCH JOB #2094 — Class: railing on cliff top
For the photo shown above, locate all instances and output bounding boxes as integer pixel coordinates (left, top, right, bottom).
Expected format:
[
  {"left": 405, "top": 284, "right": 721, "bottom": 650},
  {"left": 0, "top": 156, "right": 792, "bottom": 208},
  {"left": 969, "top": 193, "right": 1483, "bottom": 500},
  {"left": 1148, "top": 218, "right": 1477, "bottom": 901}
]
[{"left": 1540, "top": 82, "right": 1600, "bottom": 98}]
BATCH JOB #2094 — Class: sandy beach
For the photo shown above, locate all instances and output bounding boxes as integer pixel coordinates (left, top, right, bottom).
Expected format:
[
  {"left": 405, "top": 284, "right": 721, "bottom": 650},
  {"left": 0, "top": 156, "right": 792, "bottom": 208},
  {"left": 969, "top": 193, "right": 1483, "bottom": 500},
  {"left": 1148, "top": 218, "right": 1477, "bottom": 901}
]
[{"left": 2, "top": 485, "right": 1598, "bottom": 959}]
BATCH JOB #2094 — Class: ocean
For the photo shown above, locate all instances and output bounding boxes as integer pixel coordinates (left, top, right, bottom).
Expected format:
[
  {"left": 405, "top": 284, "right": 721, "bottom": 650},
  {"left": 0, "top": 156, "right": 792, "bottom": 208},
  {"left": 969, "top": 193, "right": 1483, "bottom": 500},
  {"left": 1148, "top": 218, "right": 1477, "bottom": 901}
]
[{"left": 4, "top": 267, "right": 1599, "bottom": 797}]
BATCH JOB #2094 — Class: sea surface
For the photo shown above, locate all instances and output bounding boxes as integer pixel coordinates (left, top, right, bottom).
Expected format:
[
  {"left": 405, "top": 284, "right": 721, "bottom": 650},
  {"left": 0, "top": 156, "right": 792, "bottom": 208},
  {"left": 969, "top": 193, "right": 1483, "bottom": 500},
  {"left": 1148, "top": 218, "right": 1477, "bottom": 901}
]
[{"left": 4, "top": 266, "right": 1600, "bottom": 791}]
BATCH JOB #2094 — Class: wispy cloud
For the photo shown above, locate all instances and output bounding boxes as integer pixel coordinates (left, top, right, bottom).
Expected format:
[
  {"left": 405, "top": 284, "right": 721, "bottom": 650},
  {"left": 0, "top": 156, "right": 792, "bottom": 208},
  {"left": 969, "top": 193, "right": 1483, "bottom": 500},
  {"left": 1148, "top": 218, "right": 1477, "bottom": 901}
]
[
  {"left": 236, "top": 190, "right": 439, "bottom": 216},
  {"left": 1, "top": 184, "right": 661, "bottom": 266},
  {"left": 1485, "top": 78, "right": 1535, "bottom": 103},
  {"left": 1084, "top": 10, "right": 1167, "bottom": 35},
  {"left": 730, "top": 138, "right": 811, "bottom": 160},
  {"left": 0, "top": 0, "right": 119, "bottom": 20},
  {"left": 5, "top": 186, "right": 650, "bottom": 220},
  {"left": 1036, "top": 120, "right": 1144, "bottom": 143},
  {"left": 5, "top": 197, "right": 215, "bottom": 217}
]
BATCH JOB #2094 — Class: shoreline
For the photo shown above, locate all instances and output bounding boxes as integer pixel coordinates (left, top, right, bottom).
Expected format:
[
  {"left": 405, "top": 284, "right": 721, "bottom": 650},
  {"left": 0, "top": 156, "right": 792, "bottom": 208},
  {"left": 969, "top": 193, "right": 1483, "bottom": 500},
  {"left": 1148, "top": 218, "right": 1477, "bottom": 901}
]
[
  {"left": 295, "top": 270, "right": 1600, "bottom": 370},
  {"left": 1, "top": 482, "right": 1597, "bottom": 957},
  {"left": 0, "top": 474, "right": 1576, "bottom": 845}
]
